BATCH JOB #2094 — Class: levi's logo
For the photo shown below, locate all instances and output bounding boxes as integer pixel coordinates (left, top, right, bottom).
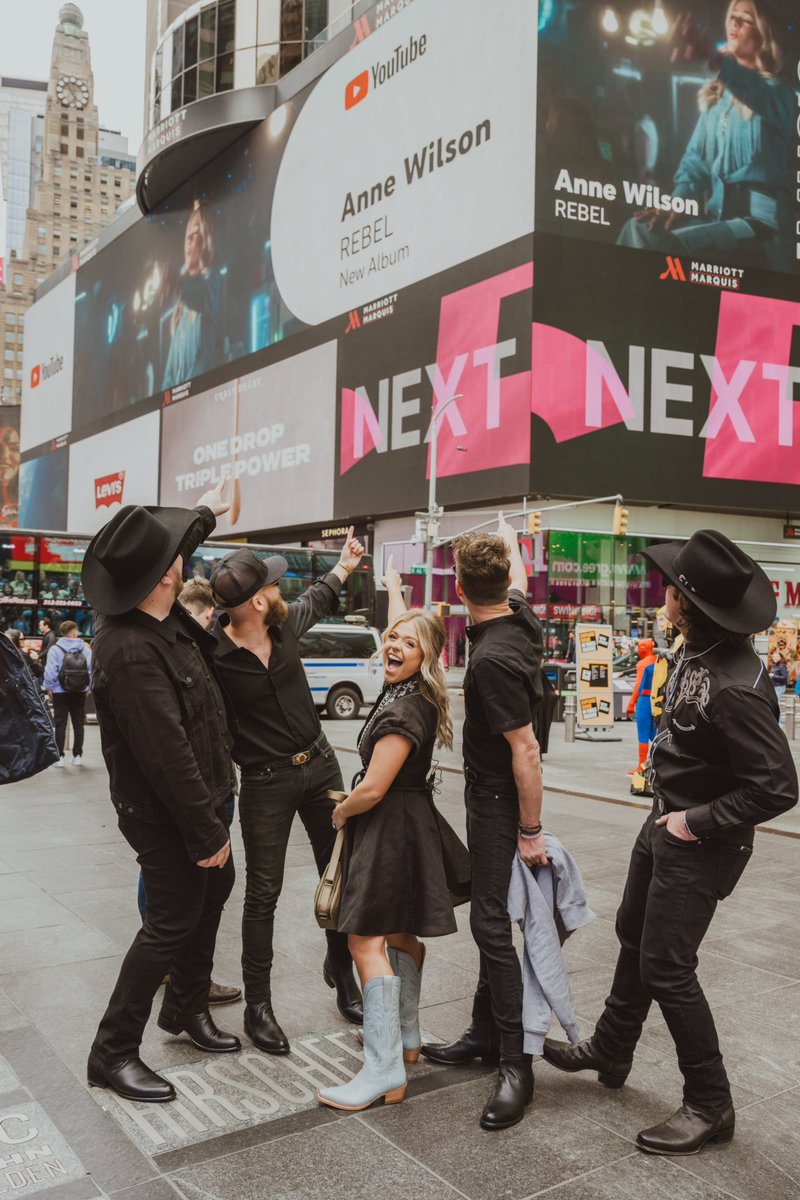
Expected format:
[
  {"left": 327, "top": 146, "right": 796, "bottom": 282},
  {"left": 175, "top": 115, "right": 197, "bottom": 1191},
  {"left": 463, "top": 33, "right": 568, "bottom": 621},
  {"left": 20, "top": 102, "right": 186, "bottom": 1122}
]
[
  {"left": 345, "top": 70, "right": 369, "bottom": 110},
  {"left": 95, "top": 471, "right": 125, "bottom": 508},
  {"left": 30, "top": 365, "right": 41, "bottom": 389},
  {"left": 659, "top": 256, "right": 687, "bottom": 282}
]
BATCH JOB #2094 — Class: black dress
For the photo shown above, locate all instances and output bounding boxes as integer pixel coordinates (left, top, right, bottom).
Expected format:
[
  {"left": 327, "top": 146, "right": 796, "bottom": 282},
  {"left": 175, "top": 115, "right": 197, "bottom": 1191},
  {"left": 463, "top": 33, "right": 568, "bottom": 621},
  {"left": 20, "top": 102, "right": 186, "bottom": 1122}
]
[{"left": 337, "top": 676, "right": 457, "bottom": 938}]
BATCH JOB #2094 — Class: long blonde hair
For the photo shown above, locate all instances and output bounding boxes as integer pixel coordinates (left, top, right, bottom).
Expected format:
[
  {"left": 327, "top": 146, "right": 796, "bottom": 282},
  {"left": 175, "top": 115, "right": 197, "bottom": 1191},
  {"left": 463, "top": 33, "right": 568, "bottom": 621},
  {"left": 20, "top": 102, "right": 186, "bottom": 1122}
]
[
  {"left": 382, "top": 610, "right": 453, "bottom": 750},
  {"left": 700, "top": 2, "right": 783, "bottom": 118}
]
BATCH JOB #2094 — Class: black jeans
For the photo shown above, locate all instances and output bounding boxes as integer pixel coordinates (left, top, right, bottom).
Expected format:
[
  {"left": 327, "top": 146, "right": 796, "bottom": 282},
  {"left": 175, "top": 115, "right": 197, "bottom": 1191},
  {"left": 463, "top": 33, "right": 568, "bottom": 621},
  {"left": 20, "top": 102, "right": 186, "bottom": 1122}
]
[
  {"left": 238, "top": 738, "right": 348, "bottom": 1005},
  {"left": 52, "top": 692, "right": 86, "bottom": 757},
  {"left": 593, "top": 809, "right": 753, "bottom": 1114},
  {"left": 465, "top": 781, "right": 524, "bottom": 1059},
  {"left": 92, "top": 808, "right": 235, "bottom": 1061}
]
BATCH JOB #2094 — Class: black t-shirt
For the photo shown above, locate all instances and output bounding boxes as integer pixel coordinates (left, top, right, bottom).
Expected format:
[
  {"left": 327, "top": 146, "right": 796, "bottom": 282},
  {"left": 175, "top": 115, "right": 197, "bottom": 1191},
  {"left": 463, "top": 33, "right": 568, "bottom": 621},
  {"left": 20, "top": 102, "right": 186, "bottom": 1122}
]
[{"left": 463, "top": 589, "right": 544, "bottom": 782}]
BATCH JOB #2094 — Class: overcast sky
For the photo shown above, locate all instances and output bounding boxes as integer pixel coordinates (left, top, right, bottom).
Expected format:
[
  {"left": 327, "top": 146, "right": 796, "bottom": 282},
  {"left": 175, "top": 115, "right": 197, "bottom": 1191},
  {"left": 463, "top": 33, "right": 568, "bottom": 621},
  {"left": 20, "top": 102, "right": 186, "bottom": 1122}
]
[{"left": 0, "top": 0, "right": 147, "bottom": 152}]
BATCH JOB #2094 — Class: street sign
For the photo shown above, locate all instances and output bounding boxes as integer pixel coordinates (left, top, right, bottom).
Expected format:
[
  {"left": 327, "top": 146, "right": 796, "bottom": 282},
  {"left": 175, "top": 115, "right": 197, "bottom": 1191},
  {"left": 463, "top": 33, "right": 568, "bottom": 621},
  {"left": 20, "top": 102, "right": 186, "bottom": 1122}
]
[
  {"left": 784, "top": 525, "right": 800, "bottom": 539},
  {"left": 410, "top": 565, "right": 427, "bottom": 575}
]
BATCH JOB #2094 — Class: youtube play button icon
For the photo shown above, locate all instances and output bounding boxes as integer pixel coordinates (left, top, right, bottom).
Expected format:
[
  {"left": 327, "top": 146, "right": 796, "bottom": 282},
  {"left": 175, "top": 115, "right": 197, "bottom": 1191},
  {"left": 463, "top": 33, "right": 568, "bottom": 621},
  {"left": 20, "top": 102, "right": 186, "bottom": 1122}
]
[{"left": 345, "top": 70, "right": 369, "bottom": 110}]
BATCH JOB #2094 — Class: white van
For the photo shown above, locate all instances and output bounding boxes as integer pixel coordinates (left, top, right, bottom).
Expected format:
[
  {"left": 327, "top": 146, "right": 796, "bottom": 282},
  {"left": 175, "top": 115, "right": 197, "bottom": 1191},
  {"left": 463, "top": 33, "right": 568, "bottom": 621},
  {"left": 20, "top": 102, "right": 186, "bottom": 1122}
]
[{"left": 300, "top": 622, "right": 383, "bottom": 719}]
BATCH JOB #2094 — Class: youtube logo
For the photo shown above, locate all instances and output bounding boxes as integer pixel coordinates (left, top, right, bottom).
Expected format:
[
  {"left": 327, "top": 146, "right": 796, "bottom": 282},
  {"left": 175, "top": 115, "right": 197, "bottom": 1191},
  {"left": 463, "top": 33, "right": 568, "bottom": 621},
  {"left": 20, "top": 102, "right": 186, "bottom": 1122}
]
[
  {"left": 345, "top": 70, "right": 369, "bottom": 110},
  {"left": 30, "top": 365, "right": 41, "bottom": 389}
]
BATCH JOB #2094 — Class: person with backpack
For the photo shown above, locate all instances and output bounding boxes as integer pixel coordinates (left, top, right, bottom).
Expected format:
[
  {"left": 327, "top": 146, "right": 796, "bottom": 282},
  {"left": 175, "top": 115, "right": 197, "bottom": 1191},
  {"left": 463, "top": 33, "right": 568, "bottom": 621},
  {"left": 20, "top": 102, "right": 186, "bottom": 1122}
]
[{"left": 44, "top": 620, "right": 92, "bottom": 766}]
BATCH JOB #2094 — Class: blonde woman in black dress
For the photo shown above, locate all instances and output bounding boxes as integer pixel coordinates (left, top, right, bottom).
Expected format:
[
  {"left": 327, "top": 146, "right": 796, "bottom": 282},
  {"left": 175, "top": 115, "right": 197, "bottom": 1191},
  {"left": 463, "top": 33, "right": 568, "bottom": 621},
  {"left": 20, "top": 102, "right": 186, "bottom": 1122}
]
[{"left": 317, "top": 579, "right": 455, "bottom": 1112}]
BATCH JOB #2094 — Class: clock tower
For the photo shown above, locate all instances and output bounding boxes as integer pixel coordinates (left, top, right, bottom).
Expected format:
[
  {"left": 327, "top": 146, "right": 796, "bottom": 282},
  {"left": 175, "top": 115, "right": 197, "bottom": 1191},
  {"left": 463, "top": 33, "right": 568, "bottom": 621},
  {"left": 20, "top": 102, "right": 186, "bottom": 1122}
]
[{"left": 0, "top": 3, "right": 134, "bottom": 406}]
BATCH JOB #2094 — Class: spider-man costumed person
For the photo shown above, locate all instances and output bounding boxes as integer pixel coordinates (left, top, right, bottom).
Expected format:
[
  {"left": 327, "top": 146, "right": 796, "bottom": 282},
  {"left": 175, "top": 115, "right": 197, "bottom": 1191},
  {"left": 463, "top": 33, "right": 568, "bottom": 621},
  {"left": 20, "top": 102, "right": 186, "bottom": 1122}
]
[{"left": 627, "top": 639, "right": 656, "bottom": 775}]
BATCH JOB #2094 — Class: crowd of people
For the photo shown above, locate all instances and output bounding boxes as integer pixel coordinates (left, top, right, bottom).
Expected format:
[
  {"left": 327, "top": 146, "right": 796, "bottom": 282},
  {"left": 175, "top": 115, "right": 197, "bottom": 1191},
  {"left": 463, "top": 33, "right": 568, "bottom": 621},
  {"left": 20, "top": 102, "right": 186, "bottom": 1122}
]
[{"left": 1, "top": 484, "right": 796, "bottom": 1156}]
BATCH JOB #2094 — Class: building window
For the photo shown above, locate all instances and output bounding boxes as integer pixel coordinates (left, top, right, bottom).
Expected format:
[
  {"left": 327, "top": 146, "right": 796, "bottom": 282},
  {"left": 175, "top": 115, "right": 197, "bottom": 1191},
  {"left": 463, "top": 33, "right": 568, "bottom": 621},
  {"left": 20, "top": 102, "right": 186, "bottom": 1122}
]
[
  {"left": 60, "top": 143, "right": 68, "bottom": 155},
  {"left": 3, "top": 370, "right": 13, "bottom": 381},
  {"left": 37, "top": 244, "right": 46, "bottom": 256},
  {"left": 61, "top": 122, "right": 69, "bottom": 136},
  {"left": 4, "top": 333, "right": 14, "bottom": 344},
  {"left": 216, "top": 52, "right": 234, "bottom": 92},
  {"left": 76, "top": 146, "right": 84, "bottom": 158},
  {"left": 4, "top": 351, "right": 14, "bottom": 363},
  {"left": 37, "top": 225, "right": 46, "bottom": 237},
  {"left": 4, "top": 315, "right": 15, "bottom": 326},
  {"left": 12, "top": 274, "right": 22, "bottom": 285},
  {"left": 54, "top": 166, "right": 62, "bottom": 176},
  {"left": 53, "top": 230, "right": 61, "bottom": 239},
  {"left": 76, "top": 126, "right": 84, "bottom": 140},
  {"left": 218, "top": 0, "right": 236, "bottom": 54},
  {"left": 199, "top": 5, "right": 216, "bottom": 60}
]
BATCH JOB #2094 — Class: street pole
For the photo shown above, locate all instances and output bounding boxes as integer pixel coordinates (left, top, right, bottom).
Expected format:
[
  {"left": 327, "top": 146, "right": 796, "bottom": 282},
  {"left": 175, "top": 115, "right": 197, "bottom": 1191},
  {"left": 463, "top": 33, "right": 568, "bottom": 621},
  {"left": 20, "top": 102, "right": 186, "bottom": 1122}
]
[{"left": 423, "top": 395, "right": 460, "bottom": 610}]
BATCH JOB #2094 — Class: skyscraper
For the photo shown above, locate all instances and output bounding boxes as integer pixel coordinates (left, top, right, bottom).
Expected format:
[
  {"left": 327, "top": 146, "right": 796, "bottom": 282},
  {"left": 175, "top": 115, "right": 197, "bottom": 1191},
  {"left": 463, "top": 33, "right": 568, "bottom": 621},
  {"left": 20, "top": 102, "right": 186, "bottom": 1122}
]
[{"left": 0, "top": 4, "right": 136, "bottom": 406}]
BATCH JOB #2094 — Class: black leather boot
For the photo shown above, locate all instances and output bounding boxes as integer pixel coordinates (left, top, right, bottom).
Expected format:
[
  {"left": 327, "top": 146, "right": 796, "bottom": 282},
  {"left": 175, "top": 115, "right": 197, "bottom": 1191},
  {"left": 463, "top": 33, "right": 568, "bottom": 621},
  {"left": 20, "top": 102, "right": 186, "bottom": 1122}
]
[
  {"left": 421, "top": 1019, "right": 499, "bottom": 1066},
  {"left": 157, "top": 1008, "right": 240, "bottom": 1053},
  {"left": 480, "top": 1055, "right": 534, "bottom": 1131},
  {"left": 542, "top": 1038, "right": 632, "bottom": 1088},
  {"left": 637, "top": 1104, "right": 735, "bottom": 1155},
  {"left": 323, "top": 953, "right": 363, "bottom": 1025},
  {"left": 87, "top": 1054, "right": 176, "bottom": 1103},
  {"left": 244, "top": 1001, "right": 290, "bottom": 1054}
]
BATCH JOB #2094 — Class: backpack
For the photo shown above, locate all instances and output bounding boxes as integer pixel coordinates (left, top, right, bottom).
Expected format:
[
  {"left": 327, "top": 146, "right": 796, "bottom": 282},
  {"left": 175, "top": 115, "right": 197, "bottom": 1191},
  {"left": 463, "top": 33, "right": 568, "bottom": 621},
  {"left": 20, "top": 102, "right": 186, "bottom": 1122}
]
[{"left": 58, "top": 648, "right": 90, "bottom": 693}]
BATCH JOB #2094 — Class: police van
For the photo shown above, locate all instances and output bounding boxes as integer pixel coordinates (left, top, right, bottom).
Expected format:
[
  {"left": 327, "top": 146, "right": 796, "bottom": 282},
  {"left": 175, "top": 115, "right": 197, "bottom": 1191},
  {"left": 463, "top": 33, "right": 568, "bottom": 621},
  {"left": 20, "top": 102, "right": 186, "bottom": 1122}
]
[{"left": 300, "top": 621, "right": 383, "bottom": 719}]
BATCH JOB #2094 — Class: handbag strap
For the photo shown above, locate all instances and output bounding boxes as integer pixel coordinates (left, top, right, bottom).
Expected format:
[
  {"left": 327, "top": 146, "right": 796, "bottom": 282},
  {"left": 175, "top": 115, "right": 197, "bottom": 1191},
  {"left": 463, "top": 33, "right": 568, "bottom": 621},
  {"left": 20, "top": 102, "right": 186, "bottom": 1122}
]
[{"left": 326, "top": 826, "right": 345, "bottom": 875}]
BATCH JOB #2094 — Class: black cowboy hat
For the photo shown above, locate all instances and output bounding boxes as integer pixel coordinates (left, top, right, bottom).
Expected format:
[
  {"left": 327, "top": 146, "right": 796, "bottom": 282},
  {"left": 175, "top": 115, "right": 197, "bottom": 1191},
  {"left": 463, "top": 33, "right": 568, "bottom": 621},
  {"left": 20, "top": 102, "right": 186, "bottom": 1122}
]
[
  {"left": 82, "top": 505, "right": 202, "bottom": 616},
  {"left": 641, "top": 529, "right": 776, "bottom": 635}
]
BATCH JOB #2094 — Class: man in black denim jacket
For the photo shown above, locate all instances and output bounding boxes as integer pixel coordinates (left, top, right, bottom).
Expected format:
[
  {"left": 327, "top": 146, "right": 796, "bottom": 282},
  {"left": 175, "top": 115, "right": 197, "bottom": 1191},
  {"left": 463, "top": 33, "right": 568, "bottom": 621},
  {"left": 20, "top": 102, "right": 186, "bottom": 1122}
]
[{"left": 83, "top": 484, "right": 241, "bottom": 1104}]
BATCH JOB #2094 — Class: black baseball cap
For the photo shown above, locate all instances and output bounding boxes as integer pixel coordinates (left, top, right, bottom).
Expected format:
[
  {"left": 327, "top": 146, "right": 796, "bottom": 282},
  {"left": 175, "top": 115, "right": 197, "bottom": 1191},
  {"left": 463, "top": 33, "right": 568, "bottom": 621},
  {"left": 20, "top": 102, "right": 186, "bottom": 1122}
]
[{"left": 210, "top": 548, "right": 288, "bottom": 609}]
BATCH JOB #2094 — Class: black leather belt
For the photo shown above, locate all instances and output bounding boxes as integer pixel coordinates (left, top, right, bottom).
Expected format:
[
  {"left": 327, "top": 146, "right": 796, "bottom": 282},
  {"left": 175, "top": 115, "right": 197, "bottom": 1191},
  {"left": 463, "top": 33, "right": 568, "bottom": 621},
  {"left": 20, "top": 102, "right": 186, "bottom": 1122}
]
[
  {"left": 242, "top": 734, "right": 326, "bottom": 778},
  {"left": 464, "top": 766, "right": 516, "bottom": 791}
]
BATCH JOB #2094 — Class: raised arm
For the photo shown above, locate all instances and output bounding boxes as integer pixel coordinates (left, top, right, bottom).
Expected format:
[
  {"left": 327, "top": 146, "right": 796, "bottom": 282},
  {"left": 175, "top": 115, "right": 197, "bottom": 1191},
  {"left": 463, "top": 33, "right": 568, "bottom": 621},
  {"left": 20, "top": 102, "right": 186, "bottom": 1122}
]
[
  {"left": 497, "top": 512, "right": 528, "bottom": 596},
  {"left": 382, "top": 555, "right": 407, "bottom": 627}
]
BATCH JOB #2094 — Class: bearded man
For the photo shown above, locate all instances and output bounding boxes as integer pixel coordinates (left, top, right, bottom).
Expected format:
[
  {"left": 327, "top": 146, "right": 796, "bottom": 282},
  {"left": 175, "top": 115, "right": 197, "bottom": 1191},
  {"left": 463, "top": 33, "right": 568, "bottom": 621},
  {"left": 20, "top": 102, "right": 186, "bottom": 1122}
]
[
  {"left": 209, "top": 533, "right": 365, "bottom": 1055},
  {"left": 84, "top": 487, "right": 240, "bottom": 1103}
]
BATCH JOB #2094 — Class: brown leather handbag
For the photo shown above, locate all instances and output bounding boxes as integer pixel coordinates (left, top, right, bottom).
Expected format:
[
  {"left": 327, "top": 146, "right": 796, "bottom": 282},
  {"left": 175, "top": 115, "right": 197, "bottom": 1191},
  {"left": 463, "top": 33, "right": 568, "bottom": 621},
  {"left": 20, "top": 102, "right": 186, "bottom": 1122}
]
[{"left": 314, "top": 791, "right": 347, "bottom": 929}]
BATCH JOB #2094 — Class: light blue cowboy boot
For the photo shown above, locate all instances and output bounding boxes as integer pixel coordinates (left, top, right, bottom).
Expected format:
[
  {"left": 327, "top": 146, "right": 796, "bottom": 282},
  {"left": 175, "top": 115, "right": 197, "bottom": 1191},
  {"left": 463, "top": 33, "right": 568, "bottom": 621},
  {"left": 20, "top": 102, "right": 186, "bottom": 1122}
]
[
  {"left": 387, "top": 945, "right": 426, "bottom": 1063},
  {"left": 318, "top": 976, "right": 406, "bottom": 1111}
]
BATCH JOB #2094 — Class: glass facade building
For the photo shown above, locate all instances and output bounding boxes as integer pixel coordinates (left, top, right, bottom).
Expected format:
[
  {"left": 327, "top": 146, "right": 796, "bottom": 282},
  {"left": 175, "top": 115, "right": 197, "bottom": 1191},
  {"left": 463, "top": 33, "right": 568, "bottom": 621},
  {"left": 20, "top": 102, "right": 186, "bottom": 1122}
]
[{"left": 148, "top": 0, "right": 359, "bottom": 127}]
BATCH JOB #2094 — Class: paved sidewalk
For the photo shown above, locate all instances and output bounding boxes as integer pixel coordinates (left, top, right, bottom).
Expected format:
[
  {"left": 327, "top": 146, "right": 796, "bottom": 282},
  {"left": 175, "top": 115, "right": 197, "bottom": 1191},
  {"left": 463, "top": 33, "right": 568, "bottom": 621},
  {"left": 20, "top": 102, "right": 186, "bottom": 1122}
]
[{"left": 0, "top": 724, "right": 797, "bottom": 1200}]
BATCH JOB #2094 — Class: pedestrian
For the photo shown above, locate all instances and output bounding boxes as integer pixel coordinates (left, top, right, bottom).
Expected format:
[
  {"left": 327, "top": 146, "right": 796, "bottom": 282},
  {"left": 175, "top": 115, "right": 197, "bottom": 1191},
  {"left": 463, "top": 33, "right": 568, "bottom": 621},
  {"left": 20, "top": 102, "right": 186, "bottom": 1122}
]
[
  {"left": 317, "top": 592, "right": 457, "bottom": 1112},
  {"left": 626, "top": 638, "right": 657, "bottom": 776},
  {"left": 43, "top": 620, "right": 92, "bottom": 767},
  {"left": 84, "top": 482, "right": 240, "bottom": 1104},
  {"left": 422, "top": 514, "right": 547, "bottom": 1131},
  {"left": 768, "top": 648, "right": 788, "bottom": 703},
  {"left": 209, "top": 529, "right": 365, "bottom": 1055},
  {"left": 132, "top": 573, "right": 242, "bottom": 1008},
  {"left": 38, "top": 616, "right": 58, "bottom": 664},
  {"left": 543, "top": 530, "right": 798, "bottom": 1155}
]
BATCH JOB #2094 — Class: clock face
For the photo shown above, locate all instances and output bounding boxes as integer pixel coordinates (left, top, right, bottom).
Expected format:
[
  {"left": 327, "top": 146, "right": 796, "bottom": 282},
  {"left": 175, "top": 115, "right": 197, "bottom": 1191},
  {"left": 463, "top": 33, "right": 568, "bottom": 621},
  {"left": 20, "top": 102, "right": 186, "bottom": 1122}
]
[{"left": 56, "top": 75, "right": 89, "bottom": 109}]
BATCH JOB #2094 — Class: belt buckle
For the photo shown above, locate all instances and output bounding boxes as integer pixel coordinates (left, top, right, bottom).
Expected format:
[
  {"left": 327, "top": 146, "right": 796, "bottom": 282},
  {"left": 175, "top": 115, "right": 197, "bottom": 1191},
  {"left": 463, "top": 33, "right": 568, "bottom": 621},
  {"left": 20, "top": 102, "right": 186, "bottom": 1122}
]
[{"left": 292, "top": 751, "right": 308, "bottom": 766}]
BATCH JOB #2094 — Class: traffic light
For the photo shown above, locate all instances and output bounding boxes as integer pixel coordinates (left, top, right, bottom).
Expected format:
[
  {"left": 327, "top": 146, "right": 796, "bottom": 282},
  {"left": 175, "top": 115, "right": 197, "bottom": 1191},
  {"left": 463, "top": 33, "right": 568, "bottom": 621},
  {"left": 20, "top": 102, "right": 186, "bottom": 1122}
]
[
  {"left": 435, "top": 602, "right": 451, "bottom": 619},
  {"left": 612, "top": 502, "right": 629, "bottom": 536},
  {"left": 527, "top": 511, "right": 542, "bottom": 535}
]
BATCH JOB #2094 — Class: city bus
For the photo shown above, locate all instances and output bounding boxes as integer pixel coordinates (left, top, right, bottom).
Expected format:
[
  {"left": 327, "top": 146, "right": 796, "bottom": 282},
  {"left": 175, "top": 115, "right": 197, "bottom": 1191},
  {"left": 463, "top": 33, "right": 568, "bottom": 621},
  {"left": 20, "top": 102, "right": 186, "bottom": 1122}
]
[{"left": 0, "top": 530, "right": 375, "bottom": 641}]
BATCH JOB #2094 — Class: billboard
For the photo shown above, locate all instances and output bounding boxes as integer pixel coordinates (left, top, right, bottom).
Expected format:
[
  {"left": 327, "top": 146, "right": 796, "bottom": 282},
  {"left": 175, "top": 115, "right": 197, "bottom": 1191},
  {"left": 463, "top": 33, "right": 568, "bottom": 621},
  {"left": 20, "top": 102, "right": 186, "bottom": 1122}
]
[
  {"left": 0, "top": 405, "right": 20, "bottom": 527},
  {"left": 67, "top": 411, "right": 160, "bottom": 533},
  {"left": 20, "top": 273, "right": 76, "bottom": 453},
  {"left": 530, "top": 0, "right": 800, "bottom": 511},
  {"left": 535, "top": 0, "right": 799, "bottom": 275},
  {"left": 159, "top": 341, "right": 338, "bottom": 534},
  {"left": 18, "top": 444, "right": 69, "bottom": 530}
]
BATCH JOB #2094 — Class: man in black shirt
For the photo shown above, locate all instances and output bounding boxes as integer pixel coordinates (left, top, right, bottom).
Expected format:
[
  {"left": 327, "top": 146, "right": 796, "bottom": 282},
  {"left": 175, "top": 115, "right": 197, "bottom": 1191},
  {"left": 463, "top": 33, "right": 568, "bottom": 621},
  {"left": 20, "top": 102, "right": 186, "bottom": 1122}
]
[
  {"left": 543, "top": 531, "right": 798, "bottom": 1156},
  {"left": 210, "top": 531, "right": 365, "bottom": 1054},
  {"left": 423, "top": 516, "right": 546, "bottom": 1131}
]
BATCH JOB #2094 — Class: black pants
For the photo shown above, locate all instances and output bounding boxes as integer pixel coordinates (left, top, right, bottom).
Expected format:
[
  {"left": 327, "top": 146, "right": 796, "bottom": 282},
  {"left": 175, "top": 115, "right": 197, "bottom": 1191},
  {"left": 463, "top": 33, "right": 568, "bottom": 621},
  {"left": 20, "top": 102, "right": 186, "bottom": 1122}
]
[
  {"left": 593, "top": 809, "right": 752, "bottom": 1114},
  {"left": 238, "top": 738, "right": 349, "bottom": 1005},
  {"left": 465, "top": 781, "right": 524, "bottom": 1059},
  {"left": 91, "top": 809, "right": 235, "bottom": 1061},
  {"left": 52, "top": 692, "right": 86, "bottom": 757}
]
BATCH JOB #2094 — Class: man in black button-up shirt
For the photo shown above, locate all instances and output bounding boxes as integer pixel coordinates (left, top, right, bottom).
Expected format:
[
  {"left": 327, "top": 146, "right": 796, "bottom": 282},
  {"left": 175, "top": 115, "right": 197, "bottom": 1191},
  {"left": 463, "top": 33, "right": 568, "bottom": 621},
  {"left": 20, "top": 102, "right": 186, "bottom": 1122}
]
[{"left": 211, "top": 531, "right": 365, "bottom": 1054}]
